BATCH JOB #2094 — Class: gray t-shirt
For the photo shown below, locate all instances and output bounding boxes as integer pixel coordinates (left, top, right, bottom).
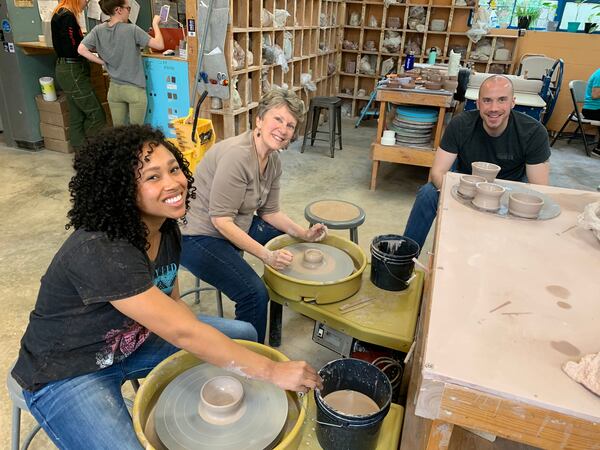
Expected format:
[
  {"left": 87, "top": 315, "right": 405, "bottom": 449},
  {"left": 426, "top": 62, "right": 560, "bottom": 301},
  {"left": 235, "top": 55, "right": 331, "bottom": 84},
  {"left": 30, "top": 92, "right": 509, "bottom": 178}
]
[
  {"left": 182, "top": 130, "right": 282, "bottom": 238},
  {"left": 82, "top": 22, "right": 150, "bottom": 88}
]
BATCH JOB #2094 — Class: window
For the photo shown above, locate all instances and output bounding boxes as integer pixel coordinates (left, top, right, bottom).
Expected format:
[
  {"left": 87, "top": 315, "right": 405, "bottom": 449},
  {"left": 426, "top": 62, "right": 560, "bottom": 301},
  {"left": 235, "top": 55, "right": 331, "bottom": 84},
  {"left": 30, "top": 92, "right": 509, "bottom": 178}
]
[{"left": 493, "top": 0, "right": 600, "bottom": 31}]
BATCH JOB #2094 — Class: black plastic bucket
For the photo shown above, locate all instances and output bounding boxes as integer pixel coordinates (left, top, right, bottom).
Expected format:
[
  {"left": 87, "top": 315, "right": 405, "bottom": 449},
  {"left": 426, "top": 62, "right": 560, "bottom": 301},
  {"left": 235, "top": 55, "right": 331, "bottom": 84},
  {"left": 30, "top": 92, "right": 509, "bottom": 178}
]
[
  {"left": 370, "top": 234, "right": 420, "bottom": 291},
  {"left": 314, "top": 358, "right": 392, "bottom": 450}
]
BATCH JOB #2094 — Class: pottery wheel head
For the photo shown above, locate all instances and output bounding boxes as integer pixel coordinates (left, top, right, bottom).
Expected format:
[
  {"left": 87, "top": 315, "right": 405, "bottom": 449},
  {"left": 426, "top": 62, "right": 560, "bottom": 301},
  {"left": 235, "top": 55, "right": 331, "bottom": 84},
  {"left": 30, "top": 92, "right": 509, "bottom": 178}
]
[{"left": 279, "top": 243, "right": 354, "bottom": 283}]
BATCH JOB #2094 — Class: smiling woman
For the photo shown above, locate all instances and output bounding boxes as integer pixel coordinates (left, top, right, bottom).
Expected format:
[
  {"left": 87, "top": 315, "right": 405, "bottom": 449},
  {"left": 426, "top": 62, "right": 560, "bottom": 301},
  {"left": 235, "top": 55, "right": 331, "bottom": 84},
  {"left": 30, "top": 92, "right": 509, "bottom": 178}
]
[
  {"left": 11, "top": 124, "right": 322, "bottom": 449},
  {"left": 181, "top": 89, "right": 329, "bottom": 343}
]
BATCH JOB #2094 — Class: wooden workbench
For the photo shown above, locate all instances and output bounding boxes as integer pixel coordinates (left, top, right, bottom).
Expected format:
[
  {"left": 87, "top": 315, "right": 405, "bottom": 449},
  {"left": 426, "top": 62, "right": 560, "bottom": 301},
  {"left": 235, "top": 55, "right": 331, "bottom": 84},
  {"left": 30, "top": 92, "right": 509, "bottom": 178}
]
[
  {"left": 370, "top": 88, "right": 454, "bottom": 190},
  {"left": 401, "top": 172, "right": 600, "bottom": 449}
]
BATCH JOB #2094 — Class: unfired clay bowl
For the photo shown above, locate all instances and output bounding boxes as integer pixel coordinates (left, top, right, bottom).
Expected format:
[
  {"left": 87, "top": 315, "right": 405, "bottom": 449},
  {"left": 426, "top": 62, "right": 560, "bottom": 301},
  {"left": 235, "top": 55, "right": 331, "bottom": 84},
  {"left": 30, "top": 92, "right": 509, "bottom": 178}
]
[
  {"left": 458, "top": 175, "right": 487, "bottom": 199},
  {"left": 425, "top": 81, "right": 442, "bottom": 90},
  {"left": 198, "top": 376, "right": 245, "bottom": 425},
  {"left": 472, "top": 182, "right": 505, "bottom": 211},
  {"left": 400, "top": 80, "right": 416, "bottom": 89},
  {"left": 508, "top": 193, "right": 544, "bottom": 219},
  {"left": 471, "top": 161, "right": 501, "bottom": 182},
  {"left": 302, "top": 248, "right": 325, "bottom": 269}
]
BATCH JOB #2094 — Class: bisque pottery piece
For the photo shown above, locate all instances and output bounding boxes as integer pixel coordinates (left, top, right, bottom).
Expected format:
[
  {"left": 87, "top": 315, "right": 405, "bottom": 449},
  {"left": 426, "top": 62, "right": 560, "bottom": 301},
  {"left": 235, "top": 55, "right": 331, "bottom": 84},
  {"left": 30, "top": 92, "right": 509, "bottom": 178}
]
[
  {"left": 400, "top": 80, "right": 416, "bottom": 89},
  {"left": 425, "top": 81, "right": 442, "bottom": 90},
  {"left": 508, "top": 193, "right": 544, "bottom": 218},
  {"left": 458, "top": 175, "right": 487, "bottom": 199},
  {"left": 471, "top": 161, "right": 501, "bottom": 182},
  {"left": 472, "top": 182, "right": 505, "bottom": 211},
  {"left": 198, "top": 376, "right": 246, "bottom": 426}
]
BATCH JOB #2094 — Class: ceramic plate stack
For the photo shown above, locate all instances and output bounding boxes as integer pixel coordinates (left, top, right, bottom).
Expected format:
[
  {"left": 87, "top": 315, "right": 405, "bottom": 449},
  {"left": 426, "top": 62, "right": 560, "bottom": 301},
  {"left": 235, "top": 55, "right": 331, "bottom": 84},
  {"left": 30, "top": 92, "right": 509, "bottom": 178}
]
[{"left": 389, "top": 106, "right": 438, "bottom": 147}]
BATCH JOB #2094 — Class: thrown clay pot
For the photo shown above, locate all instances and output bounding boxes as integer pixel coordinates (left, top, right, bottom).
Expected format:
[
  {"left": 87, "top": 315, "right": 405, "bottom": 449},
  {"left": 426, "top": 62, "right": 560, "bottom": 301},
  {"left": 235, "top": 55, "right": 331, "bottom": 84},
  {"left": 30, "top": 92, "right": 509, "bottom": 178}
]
[
  {"left": 472, "top": 182, "right": 505, "bottom": 211},
  {"left": 302, "top": 248, "right": 325, "bottom": 269},
  {"left": 458, "top": 175, "right": 487, "bottom": 199},
  {"left": 443, "top": 79, "right": 459, "bottom": 92},
  {"left": 400, "top": 80, "right": 416, "bottom": 89},
  {"left": 198, "top": 376, "right": 245, "bottom": 426},
  {"left": 425, "top": 81, "right": 442, "bottom": 90},
  {"left": 508, "top": 193, "right": 544, "bottom": 218},
  {"left": 471, "top": 161, "right": 501, "bottom": 182}
]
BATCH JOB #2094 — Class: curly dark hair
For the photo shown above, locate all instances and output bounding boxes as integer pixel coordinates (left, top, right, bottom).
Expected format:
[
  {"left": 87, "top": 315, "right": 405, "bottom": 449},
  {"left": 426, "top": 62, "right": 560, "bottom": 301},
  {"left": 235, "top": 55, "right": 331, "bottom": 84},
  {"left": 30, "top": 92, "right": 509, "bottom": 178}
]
[{"left": 67, "top": 125, "right": 196, "bottom": 252}]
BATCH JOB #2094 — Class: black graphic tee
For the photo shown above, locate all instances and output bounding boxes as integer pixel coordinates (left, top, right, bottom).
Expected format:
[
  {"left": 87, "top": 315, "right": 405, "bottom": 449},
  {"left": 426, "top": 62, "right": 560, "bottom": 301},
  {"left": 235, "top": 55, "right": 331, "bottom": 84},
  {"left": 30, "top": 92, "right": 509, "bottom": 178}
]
[{"left": 12, "top": 221, "right": 181, "bottom": 391}]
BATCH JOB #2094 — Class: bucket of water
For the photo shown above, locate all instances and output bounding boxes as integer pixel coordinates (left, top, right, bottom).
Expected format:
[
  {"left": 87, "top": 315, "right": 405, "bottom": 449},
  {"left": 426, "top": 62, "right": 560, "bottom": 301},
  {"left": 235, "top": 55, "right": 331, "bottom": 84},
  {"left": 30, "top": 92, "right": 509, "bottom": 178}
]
[
  {"left": 370, "top": 234, "right": 419, "bottom": 291},
  {"left": 39, "top": 77, "right": 57, "bottom": 101},
  {"left": 314, "top": 358, "right": 392, "bottom": 450}
]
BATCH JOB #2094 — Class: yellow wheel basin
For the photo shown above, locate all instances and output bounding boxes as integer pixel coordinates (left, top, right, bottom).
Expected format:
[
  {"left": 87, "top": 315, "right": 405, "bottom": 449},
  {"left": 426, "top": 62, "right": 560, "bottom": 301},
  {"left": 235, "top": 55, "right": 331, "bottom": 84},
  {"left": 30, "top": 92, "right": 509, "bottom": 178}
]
[
  {"left": 263, "top": 234, "right": 367, "bottom": 305},
  {"left": 132, "top": 341, "right": 307, "bottom": 449}
]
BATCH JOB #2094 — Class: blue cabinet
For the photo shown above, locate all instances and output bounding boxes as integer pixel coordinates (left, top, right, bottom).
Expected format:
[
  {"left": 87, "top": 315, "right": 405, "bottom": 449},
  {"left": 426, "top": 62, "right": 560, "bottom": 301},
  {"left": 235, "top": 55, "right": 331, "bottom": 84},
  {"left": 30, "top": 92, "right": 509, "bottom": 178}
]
[{"left": 143, "top": 56, "right": 190, "bottom": 138}]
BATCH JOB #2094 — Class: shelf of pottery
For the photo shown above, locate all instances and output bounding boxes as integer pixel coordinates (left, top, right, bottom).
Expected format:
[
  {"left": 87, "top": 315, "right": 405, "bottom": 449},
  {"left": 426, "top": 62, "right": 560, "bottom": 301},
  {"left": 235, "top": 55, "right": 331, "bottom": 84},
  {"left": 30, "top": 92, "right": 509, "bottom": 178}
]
[
  {"left": 337, "top": 0, "right": 520, "bottom": 117},
  {"left": 191, "top": 0, "right": 342, "bottom": 140}
]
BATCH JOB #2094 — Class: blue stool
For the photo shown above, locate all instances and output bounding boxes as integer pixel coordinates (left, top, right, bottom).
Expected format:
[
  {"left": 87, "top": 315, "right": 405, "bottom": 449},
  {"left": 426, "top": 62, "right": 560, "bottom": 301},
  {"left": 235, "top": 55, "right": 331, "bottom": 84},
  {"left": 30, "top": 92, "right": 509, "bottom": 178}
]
[{"left": 7, "top": 365, "right": 42, "bottom": 450}]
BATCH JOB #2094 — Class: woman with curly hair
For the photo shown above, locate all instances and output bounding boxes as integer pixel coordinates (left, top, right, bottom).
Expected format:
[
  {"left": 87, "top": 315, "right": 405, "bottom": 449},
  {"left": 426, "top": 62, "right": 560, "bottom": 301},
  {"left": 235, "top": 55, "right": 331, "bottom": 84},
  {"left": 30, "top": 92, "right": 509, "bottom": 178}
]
[
  {"left": 181, "top": 89, "right": 327, "bottom": 344},
  {"left": 12, "top": 125, "right": 321, "bottom": 449}
]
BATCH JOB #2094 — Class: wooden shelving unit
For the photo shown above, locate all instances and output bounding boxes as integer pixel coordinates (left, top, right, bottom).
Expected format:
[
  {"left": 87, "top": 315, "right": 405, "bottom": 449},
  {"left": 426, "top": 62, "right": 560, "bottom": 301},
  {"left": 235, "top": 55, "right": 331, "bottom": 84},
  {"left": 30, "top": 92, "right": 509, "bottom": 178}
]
[
  {"left": 186, "top": 0, "right": 342, "bottom": 140},
  {"left": 337, "top": 0, "right": 520, "bottom": 116}
]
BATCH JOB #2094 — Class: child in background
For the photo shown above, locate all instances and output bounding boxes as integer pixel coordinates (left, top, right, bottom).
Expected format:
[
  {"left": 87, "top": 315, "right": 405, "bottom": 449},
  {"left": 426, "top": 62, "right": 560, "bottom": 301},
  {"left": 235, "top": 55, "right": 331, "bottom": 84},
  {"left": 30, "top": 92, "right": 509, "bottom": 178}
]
[{"left": 78, "top": 0, "right": 164, "bottom": 125}]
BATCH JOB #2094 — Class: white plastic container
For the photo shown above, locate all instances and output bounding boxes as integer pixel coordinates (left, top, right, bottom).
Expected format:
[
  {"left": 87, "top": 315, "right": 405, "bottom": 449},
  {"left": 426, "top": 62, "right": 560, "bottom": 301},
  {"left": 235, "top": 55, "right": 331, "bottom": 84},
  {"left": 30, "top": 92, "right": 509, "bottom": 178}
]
[{"left": 39, "top": 77, "right": 57, "bottom": 101}]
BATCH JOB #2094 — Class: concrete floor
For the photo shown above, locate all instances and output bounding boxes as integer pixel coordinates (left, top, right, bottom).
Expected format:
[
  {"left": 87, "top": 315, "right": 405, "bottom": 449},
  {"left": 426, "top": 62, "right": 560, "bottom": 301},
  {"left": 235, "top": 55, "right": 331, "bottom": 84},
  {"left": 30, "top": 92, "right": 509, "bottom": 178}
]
[{"left": 1, "top": 119, "right": 599, "bottom": 449}]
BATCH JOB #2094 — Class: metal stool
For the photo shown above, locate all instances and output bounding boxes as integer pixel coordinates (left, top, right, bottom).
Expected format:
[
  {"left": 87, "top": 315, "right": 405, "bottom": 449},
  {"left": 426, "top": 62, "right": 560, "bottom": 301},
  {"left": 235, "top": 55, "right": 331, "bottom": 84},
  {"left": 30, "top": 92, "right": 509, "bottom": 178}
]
[
  {"left": 7, "top": 366, "right": 42, "bottom": 450},
  {"left": 180, "top": 272, "right": 224, "bottom": 318},
  {"left": 304, "top": 199, "right": 366, "bottom": 244},
  {"left": 301, "top": 96, "right": 343, "bottom": 158}
]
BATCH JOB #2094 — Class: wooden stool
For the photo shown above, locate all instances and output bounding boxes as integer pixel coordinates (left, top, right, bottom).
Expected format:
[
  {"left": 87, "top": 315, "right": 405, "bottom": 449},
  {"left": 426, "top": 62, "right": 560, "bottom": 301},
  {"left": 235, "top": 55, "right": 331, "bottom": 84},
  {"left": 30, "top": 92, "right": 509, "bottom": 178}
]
[
  {"left": 301, "top": 96, "right": 343, "bottom": 158},
  {"left": 304, "top": 199, "right": 366, "bottom": 244}
]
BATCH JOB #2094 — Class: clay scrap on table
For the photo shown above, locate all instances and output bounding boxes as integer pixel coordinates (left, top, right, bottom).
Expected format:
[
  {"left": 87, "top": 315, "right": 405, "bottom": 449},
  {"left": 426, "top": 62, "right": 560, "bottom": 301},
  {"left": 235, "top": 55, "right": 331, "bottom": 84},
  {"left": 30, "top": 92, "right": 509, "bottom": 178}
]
[{"left": 562, "top": 351, "right": 600, "bottom": 396}]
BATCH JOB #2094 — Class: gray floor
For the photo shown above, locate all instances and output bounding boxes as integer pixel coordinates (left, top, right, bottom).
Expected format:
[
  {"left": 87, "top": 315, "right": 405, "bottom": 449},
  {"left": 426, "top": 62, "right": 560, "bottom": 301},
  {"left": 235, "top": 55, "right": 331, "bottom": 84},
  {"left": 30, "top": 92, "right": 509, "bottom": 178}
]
[{"left": 1, "top": 119, "right": 599, "bottom": 449}]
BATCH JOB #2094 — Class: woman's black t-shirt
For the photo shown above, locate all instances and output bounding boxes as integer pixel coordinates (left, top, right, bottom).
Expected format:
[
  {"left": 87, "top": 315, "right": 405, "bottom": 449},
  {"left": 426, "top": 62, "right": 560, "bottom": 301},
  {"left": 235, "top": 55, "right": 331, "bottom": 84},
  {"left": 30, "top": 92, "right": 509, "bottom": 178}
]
[{"left": 12, "top": 221, "right": 181, "bottom": 392}]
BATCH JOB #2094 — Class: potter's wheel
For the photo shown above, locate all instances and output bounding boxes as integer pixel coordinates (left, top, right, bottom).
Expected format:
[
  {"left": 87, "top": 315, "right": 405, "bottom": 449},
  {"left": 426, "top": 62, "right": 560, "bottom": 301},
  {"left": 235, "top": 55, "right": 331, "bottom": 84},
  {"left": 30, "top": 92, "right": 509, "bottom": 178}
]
[
  {"left": 278, "top": 243, "right": 354, "bottom": 282},
  {"left": 154, "top": 364, "right": 288, "bottom": 450},
  {"left": 451, "top": 183, "right": 561, "bottom": 220}
]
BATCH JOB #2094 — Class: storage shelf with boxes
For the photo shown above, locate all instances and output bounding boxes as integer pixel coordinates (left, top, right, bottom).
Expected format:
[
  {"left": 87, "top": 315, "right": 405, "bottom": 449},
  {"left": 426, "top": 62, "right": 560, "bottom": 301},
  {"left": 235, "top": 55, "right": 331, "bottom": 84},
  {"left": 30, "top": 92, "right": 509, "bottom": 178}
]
[{"left": 36, "top": 94, "right": 72, "bottom": 154}]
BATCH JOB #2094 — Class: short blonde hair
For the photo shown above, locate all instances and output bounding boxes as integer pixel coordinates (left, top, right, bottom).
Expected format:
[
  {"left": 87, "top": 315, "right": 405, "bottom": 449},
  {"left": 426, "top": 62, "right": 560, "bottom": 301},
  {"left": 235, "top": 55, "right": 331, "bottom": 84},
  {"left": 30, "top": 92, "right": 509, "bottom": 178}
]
[{"left": 256, "top": 88, "right": 305, "bottom": 141}]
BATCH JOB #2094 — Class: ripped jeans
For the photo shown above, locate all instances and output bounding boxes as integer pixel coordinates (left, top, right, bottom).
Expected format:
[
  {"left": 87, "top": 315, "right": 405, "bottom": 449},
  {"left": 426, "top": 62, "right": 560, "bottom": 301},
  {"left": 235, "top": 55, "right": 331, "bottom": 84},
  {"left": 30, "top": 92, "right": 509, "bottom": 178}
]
[{"left": 181, "top": 216, "right": 283, "bottom": 343}]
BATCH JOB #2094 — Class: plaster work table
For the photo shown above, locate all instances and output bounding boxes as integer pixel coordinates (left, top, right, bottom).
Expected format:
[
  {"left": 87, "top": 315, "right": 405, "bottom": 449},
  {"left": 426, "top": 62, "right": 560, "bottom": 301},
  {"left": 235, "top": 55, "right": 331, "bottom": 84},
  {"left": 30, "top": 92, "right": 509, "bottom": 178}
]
[
  {"left": 370, "top": 87, "right": 454, "bottom": 190},
  {"left": 267, "top": 268, "right": 424, "bottom": 353},
  {"left": 402, "top": 172, "right": 600, "bottom": 449}
]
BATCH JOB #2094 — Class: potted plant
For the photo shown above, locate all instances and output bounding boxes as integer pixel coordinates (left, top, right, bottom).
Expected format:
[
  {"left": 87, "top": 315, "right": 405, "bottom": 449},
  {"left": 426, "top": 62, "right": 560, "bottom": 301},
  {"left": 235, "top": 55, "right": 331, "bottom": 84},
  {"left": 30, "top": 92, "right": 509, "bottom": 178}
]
[
  {"left": 542, "top": 1, "right": 558, "bottom": 31},
  {"left": 567, "top": 0, "right": 587, "bottom": 32},
  {"left": 515, "top": 3, "right": 542, "bottom": 29},
  {"left": 584, "top": 5, "right": 599, "bottom": 33}
]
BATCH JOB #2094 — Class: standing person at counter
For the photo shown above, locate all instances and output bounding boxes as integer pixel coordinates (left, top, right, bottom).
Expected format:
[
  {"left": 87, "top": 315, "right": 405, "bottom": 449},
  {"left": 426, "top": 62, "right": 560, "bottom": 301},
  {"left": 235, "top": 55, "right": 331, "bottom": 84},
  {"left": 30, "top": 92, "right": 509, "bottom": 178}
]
[
  {"left": 12, "top": 125, "right": 322, "bottom": 449},
  {"left": 181, "top": 89, "right": 328, "bottom": 343},
  {"left": 78, "top": 0, "right": 164, "bottom": 125},
  {"left": 51, "top": 0, "right": 106, "bottom": 150},
  {"left": 582, "top": 67, "right": 600, "bottom": 157},
  {"left": 403, "top": 75, "right": 551, "bottom": 250}
]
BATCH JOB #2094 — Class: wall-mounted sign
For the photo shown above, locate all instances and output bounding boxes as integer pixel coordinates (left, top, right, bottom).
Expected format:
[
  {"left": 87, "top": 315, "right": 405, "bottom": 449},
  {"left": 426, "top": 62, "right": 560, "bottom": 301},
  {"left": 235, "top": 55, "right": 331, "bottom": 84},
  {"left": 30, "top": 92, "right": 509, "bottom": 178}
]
[
  {"left": 187, "top": 18, "right": 195, "bottom": 37},
  {"left": 15, "top": 0, "right": 35, "bottom": 7}
]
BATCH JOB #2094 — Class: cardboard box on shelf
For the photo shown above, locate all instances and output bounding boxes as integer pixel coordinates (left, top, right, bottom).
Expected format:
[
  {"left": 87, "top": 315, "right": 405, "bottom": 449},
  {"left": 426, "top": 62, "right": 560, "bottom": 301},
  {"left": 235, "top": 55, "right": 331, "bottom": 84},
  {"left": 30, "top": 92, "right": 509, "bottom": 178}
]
[
  {"left": 44, "top": 137, "right": 73, "bottom": 153},
  {"left": 40, "top": 122, "right": 69, "bottom": 141},
  {"left": 39, "top": 109, "right": 69, "bottom": 127}
]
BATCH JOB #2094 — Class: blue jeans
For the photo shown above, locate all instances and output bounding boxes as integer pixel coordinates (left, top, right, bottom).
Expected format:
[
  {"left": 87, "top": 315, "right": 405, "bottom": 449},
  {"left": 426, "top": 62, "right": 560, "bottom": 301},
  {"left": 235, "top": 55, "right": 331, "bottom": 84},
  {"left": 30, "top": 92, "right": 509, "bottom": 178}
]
[
  {"left": 181, "top": 216, "right": 283, "bottom": 343},
  {"left": 403, "top": 182, "right": 439, "bottom": 251},
  {"left": 23, "top": 315, "right": 256, "bottom": 450}
]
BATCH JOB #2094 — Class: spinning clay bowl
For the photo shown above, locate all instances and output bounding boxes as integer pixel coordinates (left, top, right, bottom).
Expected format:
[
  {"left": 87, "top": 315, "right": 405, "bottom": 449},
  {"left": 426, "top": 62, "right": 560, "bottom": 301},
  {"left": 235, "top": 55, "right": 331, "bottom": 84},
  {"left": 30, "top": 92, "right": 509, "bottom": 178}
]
[
  {"left": 263, "top": 234, "right": 367, "bottom": 305},
  {"left": 133, "top": 342, "right": 307, "bottom": 450},
  {"left": 198, "top": 376, "right": 245, "bottom": 425}
]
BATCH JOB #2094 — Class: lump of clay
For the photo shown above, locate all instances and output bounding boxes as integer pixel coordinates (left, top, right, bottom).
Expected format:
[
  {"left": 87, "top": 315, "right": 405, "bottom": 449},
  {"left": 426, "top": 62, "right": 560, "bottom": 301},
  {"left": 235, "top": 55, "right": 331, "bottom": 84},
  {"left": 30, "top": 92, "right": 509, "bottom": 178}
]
[
  {"left": 349, "top": 11, "right": 362, "bottom": 26},
  {"left": 562, "top": 351, "right": 600, "bottom": 396}
]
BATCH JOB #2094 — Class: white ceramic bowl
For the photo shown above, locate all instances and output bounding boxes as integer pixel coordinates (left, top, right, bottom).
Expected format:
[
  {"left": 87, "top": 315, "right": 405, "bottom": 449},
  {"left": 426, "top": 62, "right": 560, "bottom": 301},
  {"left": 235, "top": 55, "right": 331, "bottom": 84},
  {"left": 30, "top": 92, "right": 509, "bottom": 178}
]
[{"left": 508, "top": 193, "right": 544, "bottom": 218}]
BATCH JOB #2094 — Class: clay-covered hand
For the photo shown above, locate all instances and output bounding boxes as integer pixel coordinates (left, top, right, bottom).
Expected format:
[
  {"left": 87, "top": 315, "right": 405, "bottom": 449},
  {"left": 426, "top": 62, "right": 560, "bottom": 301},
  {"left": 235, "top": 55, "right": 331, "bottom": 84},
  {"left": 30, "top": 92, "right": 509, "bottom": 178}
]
[
  {"left": 304, "top": 223, "right": 328, "bottom": 242},
  {"left": 269, "top": 361, "right": 324, "bottom": 393},
  {"left": 262, "top": 249, "right": 293, "bottom": 270},
  {"left": 152, "top": 15, "right": 161, "bottom": 27}
]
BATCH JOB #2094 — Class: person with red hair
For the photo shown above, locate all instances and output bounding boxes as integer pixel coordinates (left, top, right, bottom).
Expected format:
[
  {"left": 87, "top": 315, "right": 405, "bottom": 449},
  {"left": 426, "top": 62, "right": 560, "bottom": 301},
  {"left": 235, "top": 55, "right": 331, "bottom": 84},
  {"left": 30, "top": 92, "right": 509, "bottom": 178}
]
[{"left": 51, "top": 0, "right": 106, "bottom": 149}]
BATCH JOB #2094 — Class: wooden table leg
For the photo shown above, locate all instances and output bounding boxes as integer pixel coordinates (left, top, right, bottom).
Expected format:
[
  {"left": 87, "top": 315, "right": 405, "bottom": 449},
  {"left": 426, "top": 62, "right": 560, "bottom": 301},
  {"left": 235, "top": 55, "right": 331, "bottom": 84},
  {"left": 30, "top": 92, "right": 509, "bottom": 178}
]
[
  {"left": 425, "top": 420, "right": 453, "bottom": 450},
  {"left": 433, "top": 107, "right": 447, "bottom": 150},
  {"left": 370, "top": 160, "right": 380, "bottom": 190}
]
